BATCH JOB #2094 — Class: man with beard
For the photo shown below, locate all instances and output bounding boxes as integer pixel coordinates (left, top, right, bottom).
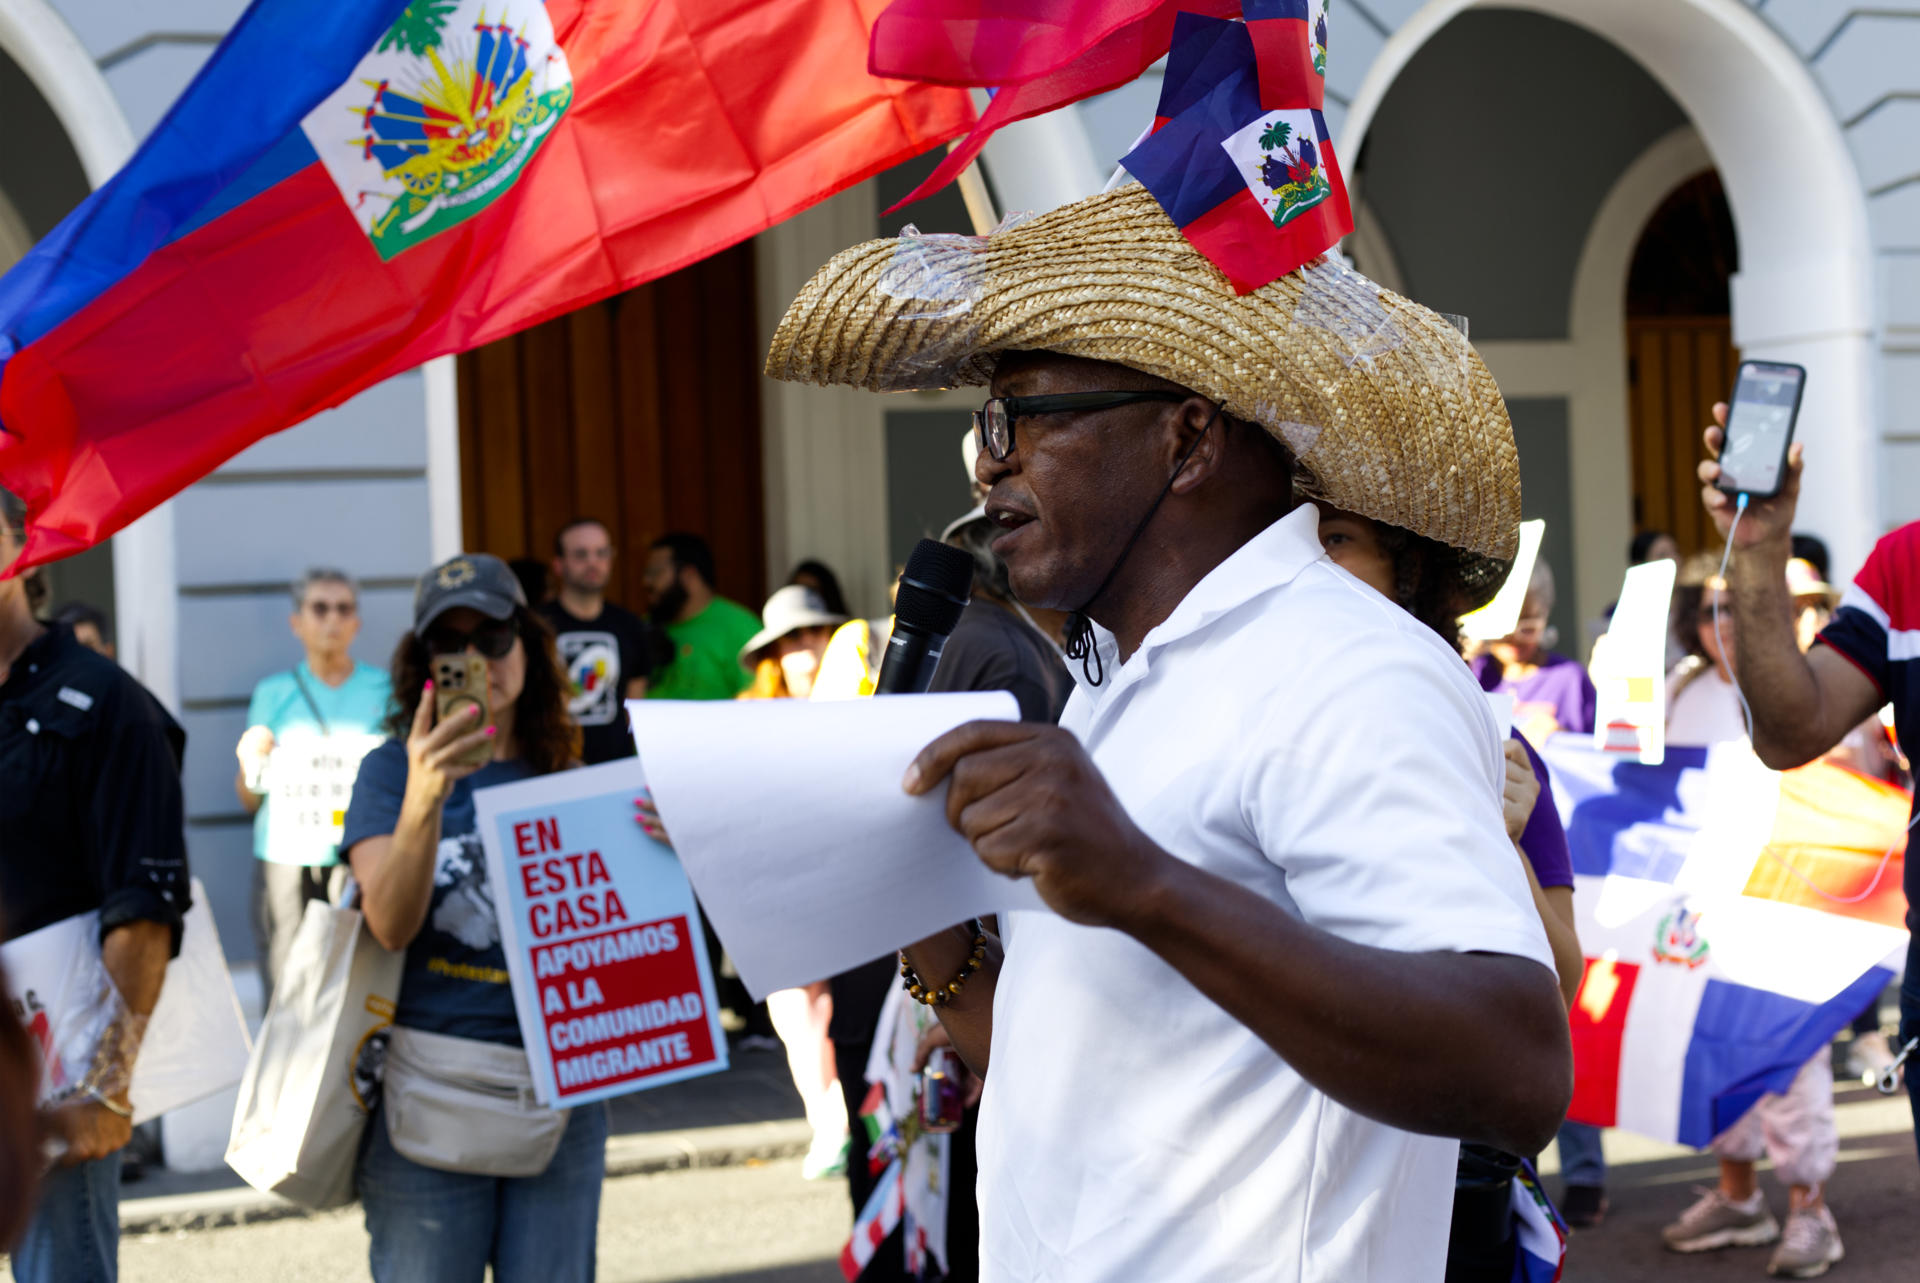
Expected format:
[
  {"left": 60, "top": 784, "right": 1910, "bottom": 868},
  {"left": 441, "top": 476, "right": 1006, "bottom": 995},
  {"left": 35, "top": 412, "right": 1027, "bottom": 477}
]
[
  {"left": 765, "top": 187, "right": 1571, "bottom": 1280},
  {"left": 643, "top": 533, "right": 762, "bottom": 703},
  {"left": 539, "top": 518, "right": 659, "bottom": 764}
]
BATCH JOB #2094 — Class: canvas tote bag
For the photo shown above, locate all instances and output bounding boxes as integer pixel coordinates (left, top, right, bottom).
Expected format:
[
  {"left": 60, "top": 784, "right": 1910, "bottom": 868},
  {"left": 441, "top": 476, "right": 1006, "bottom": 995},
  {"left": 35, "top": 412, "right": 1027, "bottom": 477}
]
[{"left": 225, "top": 893, "right": 403, "bottom": 1208}]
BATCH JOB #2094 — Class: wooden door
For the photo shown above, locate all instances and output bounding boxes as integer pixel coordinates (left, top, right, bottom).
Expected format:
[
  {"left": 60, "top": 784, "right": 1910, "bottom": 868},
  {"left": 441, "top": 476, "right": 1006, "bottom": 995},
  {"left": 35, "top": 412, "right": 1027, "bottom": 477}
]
[
  {"left": 455, "top": 243, "right": 766, "bottom": 611},
  {"left": 1626, "top": 316, "right": 1739, "bottom": 557}
]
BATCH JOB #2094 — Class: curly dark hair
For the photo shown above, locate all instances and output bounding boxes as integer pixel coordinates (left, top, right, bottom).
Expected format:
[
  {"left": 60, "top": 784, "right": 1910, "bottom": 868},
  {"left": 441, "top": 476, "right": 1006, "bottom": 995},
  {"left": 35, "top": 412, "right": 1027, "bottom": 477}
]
[
  {"left": 1371, "top": 523, "right": 1473, "bottom": 654},
  {"left": 383, "top": 608, "right": 580, "bottom": 775}
]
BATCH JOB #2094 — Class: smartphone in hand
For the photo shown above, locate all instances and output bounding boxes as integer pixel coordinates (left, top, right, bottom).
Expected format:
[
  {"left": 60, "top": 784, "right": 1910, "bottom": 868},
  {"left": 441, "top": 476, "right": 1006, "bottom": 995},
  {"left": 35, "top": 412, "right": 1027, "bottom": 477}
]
[
  {"left": 1715, "top": 360, "right": 1806, "bottom": 499},
  {"left": 431, "top": 653, "right": 493, "bottom": 768}
]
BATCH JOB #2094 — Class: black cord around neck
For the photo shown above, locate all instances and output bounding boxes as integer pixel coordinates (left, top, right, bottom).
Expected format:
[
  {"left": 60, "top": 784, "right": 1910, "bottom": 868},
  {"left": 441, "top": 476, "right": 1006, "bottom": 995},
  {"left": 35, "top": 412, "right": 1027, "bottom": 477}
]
[{"left": 1062, "top": 402, "right": 1225, "bottom": 687}]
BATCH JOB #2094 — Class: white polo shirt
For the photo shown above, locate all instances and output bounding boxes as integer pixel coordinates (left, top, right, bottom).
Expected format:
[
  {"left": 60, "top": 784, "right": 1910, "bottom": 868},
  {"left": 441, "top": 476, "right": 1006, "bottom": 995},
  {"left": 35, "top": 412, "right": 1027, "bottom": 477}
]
[{"left": 975, "top": 506, "right": 1555, "bottom": 1283}]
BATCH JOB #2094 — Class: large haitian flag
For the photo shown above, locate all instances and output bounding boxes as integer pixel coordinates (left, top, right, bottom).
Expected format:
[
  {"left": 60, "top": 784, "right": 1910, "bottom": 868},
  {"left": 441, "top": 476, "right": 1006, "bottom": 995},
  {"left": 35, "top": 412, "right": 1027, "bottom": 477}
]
[
  {"left": 0, "top": 0, "right": 973, "bottom": 572},
  {"left": 1541, "top": 738, "right": 1909, "bottom": 1147}
]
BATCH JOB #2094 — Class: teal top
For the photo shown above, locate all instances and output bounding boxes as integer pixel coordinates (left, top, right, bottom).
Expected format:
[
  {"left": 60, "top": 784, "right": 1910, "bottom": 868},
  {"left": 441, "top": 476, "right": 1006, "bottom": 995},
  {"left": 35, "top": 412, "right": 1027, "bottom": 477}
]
[{"left": 245, "top": 661, "right": 392, "bottom": 864}]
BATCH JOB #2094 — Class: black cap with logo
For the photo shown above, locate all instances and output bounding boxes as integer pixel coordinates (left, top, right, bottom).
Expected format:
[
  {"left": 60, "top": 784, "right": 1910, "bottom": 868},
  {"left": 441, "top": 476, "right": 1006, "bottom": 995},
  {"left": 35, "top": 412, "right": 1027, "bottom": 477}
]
[{"left": 413, "top": 554, "right": 527, "bottom": 634}]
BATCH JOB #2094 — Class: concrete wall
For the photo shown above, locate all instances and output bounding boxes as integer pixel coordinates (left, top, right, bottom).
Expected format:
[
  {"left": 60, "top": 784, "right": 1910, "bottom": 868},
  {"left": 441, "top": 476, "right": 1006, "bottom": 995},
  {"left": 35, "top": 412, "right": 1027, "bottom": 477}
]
[{"left": 1357, "top": 12, "right": 1688, "bottom": 341}]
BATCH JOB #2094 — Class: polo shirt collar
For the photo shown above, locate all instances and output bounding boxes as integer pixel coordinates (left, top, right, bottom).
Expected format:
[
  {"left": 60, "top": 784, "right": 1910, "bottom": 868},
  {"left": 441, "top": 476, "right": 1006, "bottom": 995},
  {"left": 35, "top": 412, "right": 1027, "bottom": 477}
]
[{"left": 1068, "top": 503, "right": 1327, "bottom": 702}]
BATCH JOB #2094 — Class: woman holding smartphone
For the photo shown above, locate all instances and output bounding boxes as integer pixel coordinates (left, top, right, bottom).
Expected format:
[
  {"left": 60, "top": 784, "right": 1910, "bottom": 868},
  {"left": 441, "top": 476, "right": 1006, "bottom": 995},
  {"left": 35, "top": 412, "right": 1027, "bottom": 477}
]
[{"left": 341, "top": 553, "right": 593, "bottom": 1283}]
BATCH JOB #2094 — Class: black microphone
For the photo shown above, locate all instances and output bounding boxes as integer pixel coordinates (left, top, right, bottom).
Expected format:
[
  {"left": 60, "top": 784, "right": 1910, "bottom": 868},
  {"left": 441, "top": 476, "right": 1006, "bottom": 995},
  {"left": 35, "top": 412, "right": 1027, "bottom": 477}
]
[{"left": 875, "top": 538, "right": 974, "bottom": 695}]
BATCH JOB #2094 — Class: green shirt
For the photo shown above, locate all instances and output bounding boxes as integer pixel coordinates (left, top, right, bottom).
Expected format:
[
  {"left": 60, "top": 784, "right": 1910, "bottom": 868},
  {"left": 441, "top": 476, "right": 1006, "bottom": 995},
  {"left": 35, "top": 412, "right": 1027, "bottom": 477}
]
[{"left": 648, "top": 597, "right": 763, "bottom": 701}]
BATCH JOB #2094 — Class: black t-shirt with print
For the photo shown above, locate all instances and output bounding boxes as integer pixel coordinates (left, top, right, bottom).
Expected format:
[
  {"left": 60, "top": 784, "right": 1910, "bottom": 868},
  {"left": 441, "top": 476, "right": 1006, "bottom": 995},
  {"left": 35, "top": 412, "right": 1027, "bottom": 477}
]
[{"left": 538, "top": 600, "right": 659, "bottom": 765}]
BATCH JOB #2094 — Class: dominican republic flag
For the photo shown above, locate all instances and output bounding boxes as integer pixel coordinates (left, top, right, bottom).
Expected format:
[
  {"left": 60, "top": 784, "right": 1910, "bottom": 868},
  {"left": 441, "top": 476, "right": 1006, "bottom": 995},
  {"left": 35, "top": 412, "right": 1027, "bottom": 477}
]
[
  {"left": 871, "top": 0, "right": 1240, "bottom": 212},
  {"left": 0, "top": 0, "right": 972, "bottom": 573},
  {"left": 841, "top": 1158, "right": 906, "bottom": 1281},
  {"left": 1123, "top": 5, "right": 1352, "bottom": 293},
  {"left": 1541, "top": 739, "right": 1909, "bottom": 1146},
  {"left": 1511, "top": 1162, "right": 1567, "bottom": 1283}
]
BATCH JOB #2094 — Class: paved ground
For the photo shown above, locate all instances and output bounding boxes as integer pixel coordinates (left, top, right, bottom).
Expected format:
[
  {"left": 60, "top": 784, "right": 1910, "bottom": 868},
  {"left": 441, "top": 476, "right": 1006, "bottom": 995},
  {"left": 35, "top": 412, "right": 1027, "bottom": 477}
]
[
  {"left": 120, "top": 1157, "right": 850, "bottom": 1283},
  {"left": 1543, "top": 1078, "right": 1920, "bottom": 1281},
  {"left": 74, "top": 1035, "right": 1920, "bottom": 1281}
]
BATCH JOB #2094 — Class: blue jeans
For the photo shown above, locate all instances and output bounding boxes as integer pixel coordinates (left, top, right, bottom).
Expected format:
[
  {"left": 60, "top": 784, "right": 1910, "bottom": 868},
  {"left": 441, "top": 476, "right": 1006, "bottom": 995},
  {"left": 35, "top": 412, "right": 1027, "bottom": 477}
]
[
  {"left": 358, "top": 1101, "right": 608, "bottom": 1283},
  {"left": 1555, "top": 1120, "right": 1606, "bottom": 1188},
  {"left": 12, "top": 1151, "right": 121, "bottom": 1283}
]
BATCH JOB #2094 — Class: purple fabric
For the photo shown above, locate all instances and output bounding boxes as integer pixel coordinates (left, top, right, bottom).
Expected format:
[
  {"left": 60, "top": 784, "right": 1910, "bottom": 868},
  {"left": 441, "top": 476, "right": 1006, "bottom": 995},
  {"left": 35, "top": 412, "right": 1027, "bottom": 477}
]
[
  {"left": 1512, "top": 731, "right": 1573, "bottom": 890},
  {"left": 1473, "top": 651, "right": 1597, "bottom": 735}
]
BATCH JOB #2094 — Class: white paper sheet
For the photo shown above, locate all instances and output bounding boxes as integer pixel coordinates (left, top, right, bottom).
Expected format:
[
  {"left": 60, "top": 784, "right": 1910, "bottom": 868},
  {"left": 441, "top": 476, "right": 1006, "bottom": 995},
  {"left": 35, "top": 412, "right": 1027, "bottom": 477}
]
[
  {"left": 628, "top": 692, "right": 1040, "bottom": 997},
  {"left": 1460, "top": 518, "right": 1546, "bottom": 642}
]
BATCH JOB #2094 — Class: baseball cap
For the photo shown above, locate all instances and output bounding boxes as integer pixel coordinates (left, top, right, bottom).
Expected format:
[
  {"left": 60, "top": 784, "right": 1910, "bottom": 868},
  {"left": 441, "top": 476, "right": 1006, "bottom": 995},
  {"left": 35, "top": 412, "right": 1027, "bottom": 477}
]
[{"left": 413, "top": 553, "right": 527, "bottom": 634}]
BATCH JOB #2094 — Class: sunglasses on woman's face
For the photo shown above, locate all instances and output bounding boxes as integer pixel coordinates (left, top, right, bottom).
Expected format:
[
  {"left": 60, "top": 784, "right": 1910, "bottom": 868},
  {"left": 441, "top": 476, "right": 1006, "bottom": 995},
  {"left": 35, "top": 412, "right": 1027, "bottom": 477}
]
[{"left": 426, "top": 617, "right": 517, "bottom": 660}]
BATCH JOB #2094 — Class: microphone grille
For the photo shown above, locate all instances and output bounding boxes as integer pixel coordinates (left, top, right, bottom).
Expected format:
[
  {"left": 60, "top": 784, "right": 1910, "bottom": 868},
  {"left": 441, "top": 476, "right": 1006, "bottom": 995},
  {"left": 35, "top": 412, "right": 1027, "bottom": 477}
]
[{"left": 895, "top": 538, "right": 974, "bottom": 635}]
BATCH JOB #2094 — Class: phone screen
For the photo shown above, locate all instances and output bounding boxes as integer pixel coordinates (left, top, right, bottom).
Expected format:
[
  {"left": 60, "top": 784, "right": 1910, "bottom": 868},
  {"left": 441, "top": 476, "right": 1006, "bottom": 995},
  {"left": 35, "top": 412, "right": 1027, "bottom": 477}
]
[{"left": 1719, "top": 363, "right": 1804, "bottom": 496}]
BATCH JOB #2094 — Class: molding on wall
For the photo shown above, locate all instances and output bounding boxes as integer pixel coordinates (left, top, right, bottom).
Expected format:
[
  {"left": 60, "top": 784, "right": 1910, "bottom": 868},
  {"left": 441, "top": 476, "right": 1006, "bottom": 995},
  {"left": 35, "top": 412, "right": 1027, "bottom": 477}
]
[
  {"left": 0, "top": 0, "right": 133, "bottom": 186},
  {"left": 755, "top": 183, "right": 893, "bottom": 617},
  {"left": 422, "top": 355, "right": 462, "bottom": 562},
  {"left": 1564, "top": 126, "right": 1713, "bottom": 647},
  {"left": 1343, "top": 0, "right": 1880, "bottom": 587}
]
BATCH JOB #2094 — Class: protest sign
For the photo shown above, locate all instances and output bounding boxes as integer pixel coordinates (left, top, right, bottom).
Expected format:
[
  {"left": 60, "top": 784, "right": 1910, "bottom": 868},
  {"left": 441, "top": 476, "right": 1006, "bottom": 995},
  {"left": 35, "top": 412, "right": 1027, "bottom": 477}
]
[
  {"left": 474, "top": 759, "right": 727, "bottom": 1108},
  {"left": 3, "top": 880, "right": 250, "bottom": 1124},
  {"left": 263, "top": 728, "right": 384, "bottom": 865},
  {"left": 1590, "top": 559, "right": 1677, "bottom": 764}
]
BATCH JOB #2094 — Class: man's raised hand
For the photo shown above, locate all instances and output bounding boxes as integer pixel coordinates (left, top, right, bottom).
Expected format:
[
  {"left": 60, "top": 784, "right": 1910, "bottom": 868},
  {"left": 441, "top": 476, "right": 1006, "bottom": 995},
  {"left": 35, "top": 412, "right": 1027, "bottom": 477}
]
[
  {"left": 1699, "top": 401, "right": 1802, "bottom": 550},
  {"left": 903, "top": 720, "right": 1167, "bottom": 928}
]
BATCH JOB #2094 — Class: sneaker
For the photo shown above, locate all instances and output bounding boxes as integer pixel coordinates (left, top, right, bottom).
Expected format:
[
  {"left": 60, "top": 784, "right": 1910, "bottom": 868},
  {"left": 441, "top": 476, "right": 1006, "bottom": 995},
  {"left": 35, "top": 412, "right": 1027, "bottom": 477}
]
[
  {"left": 1768, "top": 1205, "right": 1844, "bottom": 1278},
  {"left": 801, "top": 1131, "right": 849, "bottom": 1181},
  {"left": 1560, "top": 1184, "right": 1608, "bottom": 1229},
  {"left": 1846, "top": 1030, "right": 1897, "bottom": 1087},
  {"left": 1661, "top": 1186, "right": 1780, "bottom": 1253}
]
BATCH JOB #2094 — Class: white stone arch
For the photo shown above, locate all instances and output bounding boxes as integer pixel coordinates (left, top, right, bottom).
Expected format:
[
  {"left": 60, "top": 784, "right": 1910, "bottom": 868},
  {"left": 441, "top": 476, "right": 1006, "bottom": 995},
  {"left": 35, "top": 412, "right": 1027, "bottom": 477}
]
[
  {"left": 0, "top": 1, "right": 172, "bottom": 702},
  {"left": 1341, "top": 0, "right": 1879, "bottom": 583},
  {"left": 1563, "top": 127, "right": 1714, "bottom": 643}
]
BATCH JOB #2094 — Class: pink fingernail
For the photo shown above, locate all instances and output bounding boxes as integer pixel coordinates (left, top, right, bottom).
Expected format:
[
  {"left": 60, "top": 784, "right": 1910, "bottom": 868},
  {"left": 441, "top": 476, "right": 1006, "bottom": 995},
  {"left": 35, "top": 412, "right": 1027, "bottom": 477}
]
[
  {"left": 484, "top": 726, "right": 497, "bottom": 737},
  {"left": 423, "top": 679, "right": 434, "bottom": 692}
]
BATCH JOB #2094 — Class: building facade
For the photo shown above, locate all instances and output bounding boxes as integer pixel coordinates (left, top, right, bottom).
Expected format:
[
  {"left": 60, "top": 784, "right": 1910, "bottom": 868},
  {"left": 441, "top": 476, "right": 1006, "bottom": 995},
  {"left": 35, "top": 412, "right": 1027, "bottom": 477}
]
[{"left": 5, "top": 0, "right": 1915, "bottom": 956}]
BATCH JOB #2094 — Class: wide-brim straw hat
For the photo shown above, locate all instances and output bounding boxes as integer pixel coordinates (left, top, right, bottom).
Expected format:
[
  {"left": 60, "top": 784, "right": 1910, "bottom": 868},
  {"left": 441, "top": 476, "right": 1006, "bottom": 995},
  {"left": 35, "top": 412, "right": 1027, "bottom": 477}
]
[
  {"left": 741, "top": 584, "right": 848, "bottom": 667},
  {"left": 766, "top": 184, "right": 1521, "bottom": 607}
]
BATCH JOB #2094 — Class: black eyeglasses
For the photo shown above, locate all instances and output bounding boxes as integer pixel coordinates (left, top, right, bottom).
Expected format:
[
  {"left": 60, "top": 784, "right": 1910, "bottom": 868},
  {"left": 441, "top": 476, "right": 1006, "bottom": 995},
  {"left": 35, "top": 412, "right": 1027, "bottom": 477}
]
[
  {"left": 425, "top": 616, "right": 518, "bottom": 660},
  {"left": 305, "top": 600, "right": 357, "bottom": 619},
  {"left": 972, "top": 391, "right": 1189, "bottom": 462}
]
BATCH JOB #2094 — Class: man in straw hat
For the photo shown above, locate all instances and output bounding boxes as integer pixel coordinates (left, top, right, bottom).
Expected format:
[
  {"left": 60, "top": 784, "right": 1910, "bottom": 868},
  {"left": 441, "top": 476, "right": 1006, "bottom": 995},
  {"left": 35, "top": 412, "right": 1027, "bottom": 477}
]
[{"left": 766, "top": 185, "right": 1571, "bottom": 1279}]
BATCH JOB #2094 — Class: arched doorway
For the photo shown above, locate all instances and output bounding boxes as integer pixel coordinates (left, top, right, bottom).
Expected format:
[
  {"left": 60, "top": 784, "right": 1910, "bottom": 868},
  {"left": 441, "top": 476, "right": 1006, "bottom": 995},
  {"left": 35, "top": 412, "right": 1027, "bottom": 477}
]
[
  {"left": 1625, "top": 171, "right": 1740, "bottom": 556},
  {"left": 1343, "top": 0, "right": 1876, "bottom": 636}
]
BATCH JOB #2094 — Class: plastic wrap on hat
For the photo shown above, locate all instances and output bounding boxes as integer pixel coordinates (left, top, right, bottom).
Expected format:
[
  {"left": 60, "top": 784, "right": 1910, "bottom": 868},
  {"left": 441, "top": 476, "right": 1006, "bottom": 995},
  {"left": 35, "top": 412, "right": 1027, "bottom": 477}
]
[
  {"left": 1292, "top": 255, "right": 1405, "bottom": 367},
  {"left": 1273, "top": 420, "right": 1322, "bottom": 457},
  {"left": 871, "top": 214, "right": 1035, "bottom": 389}
]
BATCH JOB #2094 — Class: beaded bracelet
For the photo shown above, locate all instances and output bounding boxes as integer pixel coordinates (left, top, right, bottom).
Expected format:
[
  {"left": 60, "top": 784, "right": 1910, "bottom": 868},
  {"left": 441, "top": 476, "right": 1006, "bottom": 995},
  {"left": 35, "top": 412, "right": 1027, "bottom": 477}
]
[{"left": 899, "top": 920, "right": 989, "bottom": 1006}]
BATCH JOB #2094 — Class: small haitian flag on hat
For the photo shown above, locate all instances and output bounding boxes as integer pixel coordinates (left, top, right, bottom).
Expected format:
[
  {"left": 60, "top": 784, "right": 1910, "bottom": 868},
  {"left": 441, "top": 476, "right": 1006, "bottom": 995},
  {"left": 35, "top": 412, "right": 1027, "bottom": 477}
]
[{"left": 1123, "top": 3, "right": 1351, "bottom": 294}]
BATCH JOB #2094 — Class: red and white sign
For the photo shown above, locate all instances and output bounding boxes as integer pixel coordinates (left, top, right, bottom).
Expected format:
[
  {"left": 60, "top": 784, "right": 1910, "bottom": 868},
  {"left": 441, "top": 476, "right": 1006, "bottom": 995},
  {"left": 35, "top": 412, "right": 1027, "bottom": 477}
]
[{"left": 476, "top": 760, "right": 726, "bottom": 1107}]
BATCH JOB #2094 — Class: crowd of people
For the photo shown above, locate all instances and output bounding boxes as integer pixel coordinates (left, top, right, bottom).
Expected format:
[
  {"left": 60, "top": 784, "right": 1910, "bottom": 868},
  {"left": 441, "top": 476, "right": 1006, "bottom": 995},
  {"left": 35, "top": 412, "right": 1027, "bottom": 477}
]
[{"left": 0, "top": 183, "right": 1916, "bottom": 1283}]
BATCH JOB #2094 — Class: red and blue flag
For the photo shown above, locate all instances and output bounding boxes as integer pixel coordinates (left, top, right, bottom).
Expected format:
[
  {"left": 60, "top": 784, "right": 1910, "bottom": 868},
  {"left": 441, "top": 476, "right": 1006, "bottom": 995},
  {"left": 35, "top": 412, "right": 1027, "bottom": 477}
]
[
  {"left": 1122, "top": 4, "right": 1351, "bottom": 293},
  {"left": 0, "top": 0, "right": 972, "bottom": 573},
  {"left": 1540, "top": 739, "right": 1908, "bottom": 1146},
  {"left": 871, "top": 0, "right": 1240, "bottom": 212}
]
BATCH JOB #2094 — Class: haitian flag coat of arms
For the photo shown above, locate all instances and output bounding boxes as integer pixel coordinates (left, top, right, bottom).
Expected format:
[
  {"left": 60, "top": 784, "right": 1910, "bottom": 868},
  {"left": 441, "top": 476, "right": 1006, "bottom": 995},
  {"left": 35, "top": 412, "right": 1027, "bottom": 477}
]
[
  {"left": 303, "top": 0, "right": 576, "bottom": 262},
  {"left": 0, "top": 0, "right": 972, "bottom": 571},
  {"left": 1123, "top": 2, "right": 1352, "bottom": 293}
]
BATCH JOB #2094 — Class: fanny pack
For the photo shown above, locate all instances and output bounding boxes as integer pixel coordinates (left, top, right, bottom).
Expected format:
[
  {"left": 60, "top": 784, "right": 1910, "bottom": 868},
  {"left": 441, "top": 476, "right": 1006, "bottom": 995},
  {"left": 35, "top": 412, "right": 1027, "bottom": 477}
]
[{"left": 381, "top": 1025, "right": 569, "bottom": 1178}]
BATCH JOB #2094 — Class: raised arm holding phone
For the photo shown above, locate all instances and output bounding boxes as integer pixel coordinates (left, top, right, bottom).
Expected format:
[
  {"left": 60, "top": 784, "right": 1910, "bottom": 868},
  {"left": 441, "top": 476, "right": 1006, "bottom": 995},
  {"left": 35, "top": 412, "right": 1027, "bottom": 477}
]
[{"left": 1697, "top": 394, "right": 1920, "bottom": 1164}]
